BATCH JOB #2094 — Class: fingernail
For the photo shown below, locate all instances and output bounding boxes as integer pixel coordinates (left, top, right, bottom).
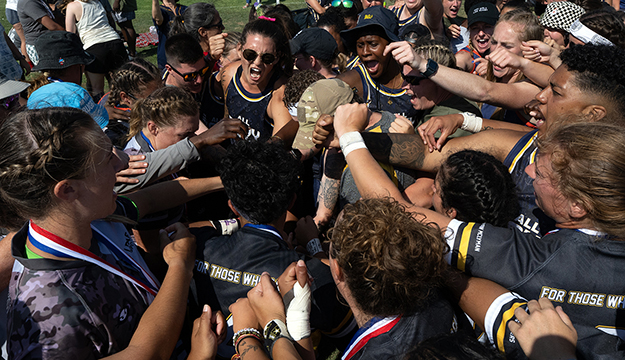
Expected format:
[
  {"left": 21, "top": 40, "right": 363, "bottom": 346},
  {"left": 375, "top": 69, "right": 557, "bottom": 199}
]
[
  {"left": 203, "top": 304, "right": 209, "bottom": 313},
  {"left": 297, "top": 259, "right": 305, "bottom": 267},
  {"left": 262, "top": 271, "right": 269, "bottom": 276}
]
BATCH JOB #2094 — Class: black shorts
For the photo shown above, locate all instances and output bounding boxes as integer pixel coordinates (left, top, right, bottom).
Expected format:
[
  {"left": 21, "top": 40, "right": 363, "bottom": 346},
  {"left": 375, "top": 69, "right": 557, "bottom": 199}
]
[{"left": 85, "top": 39, "right": 128, "bottom": 74}]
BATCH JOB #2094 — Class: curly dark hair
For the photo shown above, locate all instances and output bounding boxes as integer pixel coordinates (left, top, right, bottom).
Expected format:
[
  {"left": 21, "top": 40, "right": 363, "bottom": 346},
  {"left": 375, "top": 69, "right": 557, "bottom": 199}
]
[
  {"left": 283, "top": 70, "right": 325, "bottom": 109},
  {"left": 560, "top": 44, "right": 625, "bottom": 117},
  {"left": 578, "top": 9, "right": 625, "bottom": 49},
  {"left": 438, "top": 150, "right": 519, "bottom": 227},
  {"left": 329, "top": 198, "right": 449, "bottom": 316},
  {"left": 218, "top": 139, "right": 302, "bottom": 224}
]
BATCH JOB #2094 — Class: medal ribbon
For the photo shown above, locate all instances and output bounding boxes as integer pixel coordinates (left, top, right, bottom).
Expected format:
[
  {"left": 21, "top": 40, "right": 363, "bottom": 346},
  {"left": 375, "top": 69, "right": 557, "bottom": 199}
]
[
  {"left": 342, "top": 315, "right": 401, "bottom": 360},
  {"left": 28, "top": 220, "right": 159, "bottom": 297}
]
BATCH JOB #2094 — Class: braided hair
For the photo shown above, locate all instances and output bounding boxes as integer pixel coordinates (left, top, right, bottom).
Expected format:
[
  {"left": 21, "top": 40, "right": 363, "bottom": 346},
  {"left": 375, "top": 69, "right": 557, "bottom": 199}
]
[
  {"left": 0, "top": 108, "right": 102, "bottom": 231},
  {"left": 107, "top": 58, "right": 161, "bottom": 107},
  {"left": 438, "top": 150, "right": 519, "bottom": 226},
  {"left": 127, "top": 86, "right": 199, "bottom": 140}
]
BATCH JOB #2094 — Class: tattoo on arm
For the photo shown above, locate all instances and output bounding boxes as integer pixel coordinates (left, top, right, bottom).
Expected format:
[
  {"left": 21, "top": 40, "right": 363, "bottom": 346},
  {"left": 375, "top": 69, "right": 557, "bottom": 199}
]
[
  {"left": 318, "top": 176, "right": 340, "bottom": 212},
  {"left": 362, "top": 132, "right": 426, "bottom": 169},
  {"left": 481, "top": 126, "right": 494, "bottom": 131},
  {"left": 239, "top": 339, "right": 261, "bottom": 359}
]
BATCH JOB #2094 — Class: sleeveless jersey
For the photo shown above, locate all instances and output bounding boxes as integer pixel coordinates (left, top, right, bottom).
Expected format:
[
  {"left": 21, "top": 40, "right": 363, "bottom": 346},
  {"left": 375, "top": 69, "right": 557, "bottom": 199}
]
[
  {"left": 197, "top": 71, "right": 225, "bottom": 128},
  {"left": 225, "top": 66, "right": 278, "bottom": 140},
  {"left": 456, "top": 45, "right": 481, "bottom": 73},
  {"left": 354, "top": 64, "right": 418, "bottom": 124},
  {"left": 346, "top": 55, "right": 361, "bottom": 70},
  {"left": 446, "top": 220, "right": 625, "bottom": 360},
  {"left": 392, "top": 5, "right": 422, "bottom": 27}
]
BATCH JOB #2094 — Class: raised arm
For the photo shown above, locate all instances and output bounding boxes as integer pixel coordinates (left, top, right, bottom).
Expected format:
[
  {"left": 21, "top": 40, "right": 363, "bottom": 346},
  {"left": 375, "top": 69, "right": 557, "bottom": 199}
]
[
  {"left": 386, "top": 41, "right": 540, "bottom": 109},
  {"left": 151, "top": 0, "right": 164, "bottom": 26},
  {"left": 422, "top": 0, "right": 445, "bottom": 37}
]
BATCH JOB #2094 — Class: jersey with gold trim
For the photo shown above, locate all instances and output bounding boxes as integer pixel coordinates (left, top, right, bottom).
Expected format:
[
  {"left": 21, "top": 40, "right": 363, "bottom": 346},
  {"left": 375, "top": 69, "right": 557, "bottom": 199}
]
[
  {"left": 503, "top": 130, "right": 555, "bottom": 237},
  {"left": 225, "top": 66, "right": 278, "bottom": 140},
  {"left": 392, "top": 6, "right": 422, "bottom": 27},
  {"left": 354, "top": 64, "right": 418, "bottom": 125},
  {"left": 447, "top": 220, "right": 625, "bottom": 359}
]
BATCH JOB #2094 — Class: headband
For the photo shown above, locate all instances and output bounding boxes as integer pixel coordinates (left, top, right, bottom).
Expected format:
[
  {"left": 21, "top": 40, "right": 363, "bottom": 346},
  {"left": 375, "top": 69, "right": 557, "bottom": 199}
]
[{"left": 569, "top": 19, "right": 614, "bottom": 46}]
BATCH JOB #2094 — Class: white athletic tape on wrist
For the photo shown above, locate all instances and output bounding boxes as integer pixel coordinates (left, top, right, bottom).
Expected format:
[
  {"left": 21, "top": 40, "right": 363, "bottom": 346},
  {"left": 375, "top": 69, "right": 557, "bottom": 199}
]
[
  {"left": 460, "top": 112, "right": 483, "bottom": 133},
  {"left": 285, "top": 282, "right": 312, "bottom": 341},
  {"left": 339, "top": 131, "right": 363, "bottom": 151},
  {"left": 342, "top": 142, "right": 367, "bottom": 157}
]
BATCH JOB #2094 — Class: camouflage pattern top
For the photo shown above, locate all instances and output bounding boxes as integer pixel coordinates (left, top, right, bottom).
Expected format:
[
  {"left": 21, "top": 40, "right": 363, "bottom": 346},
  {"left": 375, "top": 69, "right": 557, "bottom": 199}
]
[{"left": 7, "top": 198, "right": 154, "bottom": 360}]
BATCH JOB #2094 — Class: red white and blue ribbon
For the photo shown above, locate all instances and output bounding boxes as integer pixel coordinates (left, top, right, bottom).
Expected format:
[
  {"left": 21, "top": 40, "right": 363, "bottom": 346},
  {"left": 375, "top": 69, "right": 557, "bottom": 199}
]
[
  {"left": 342, "top": 315, "right": 401, "bottom": 360},
  {"left": 28, "top": 220, "right": 159, "bottom": 298}
]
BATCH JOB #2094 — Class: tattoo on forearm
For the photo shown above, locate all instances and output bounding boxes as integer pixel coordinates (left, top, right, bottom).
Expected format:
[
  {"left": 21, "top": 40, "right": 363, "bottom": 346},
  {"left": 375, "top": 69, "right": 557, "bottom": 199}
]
[
  {"left": 318, "top": 177, "right": 340, "bottom": 210},
  {"left": 362, "top": 133, "right": 426, "bottom": 169},
  {"left": 239, "top": 339, "right": 261, "bottom": 359},
  {"left": 481, "top": 126, "right": 494, "bottom": 131}
]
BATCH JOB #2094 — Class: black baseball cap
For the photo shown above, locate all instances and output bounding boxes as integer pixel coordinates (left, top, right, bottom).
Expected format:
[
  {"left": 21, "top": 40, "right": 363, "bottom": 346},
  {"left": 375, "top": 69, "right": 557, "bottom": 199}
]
[
  {"left": 290, "top": 28, "right": 338, "bottom": 61},
  {"left": 467, "top": 2, "right": 499, "bottom": 27},
  {"left": 341, "top": 6, "right": 400, "bottom": 47}
]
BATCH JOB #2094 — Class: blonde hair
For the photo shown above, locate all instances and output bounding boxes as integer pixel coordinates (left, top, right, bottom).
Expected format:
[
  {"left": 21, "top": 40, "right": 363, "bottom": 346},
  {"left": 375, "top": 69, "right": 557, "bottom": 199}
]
[
  {"left": 128, "top": 87, "right": 199, "bottom": 140},
  {"left": 414, "top": 41, "right": 456, "bottom": 68}
]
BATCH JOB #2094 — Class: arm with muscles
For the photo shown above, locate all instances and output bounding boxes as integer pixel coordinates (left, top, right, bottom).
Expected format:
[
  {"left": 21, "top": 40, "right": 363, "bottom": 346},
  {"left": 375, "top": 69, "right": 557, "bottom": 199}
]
[
  {"left": 151, "top": 0, "right": 164, "bottom": 25},
  {"left": 268, "top": 86, "right": 299, "bottom": 148},
  {"left": 105, "top": 223, "right": 196, "bottom": 360},
  {"left": 417, "top": 112, "right": 530, "bottom": 152},
  {"left": 487, "top": 46, "right": 554, "bottom": 89},
  {"left": 64, "top": 1, "right": 80, "bottom": 33},
  {"left": 448, "top": 273, "right": 577, "bottom": 360},
  {"left": 421, "top": 0, "right": 445, "bottom": 37},
  {"left": 386, "top": 41, "right": 540, "bottom": 109},
  {"left": 38, "top": 15, "right": 64, "bottom": 31},
  {"left": 305, "top": 0, "right": 325, "bottom": 16},
  {"left": 114, "top": 118, "right": 247, "bottom": 193},
  {"left": 313, "top": 148, "right": 345, "bottom": 228},
  {"left": 124, "top": 176, "right": 223, "bottom": 220}
]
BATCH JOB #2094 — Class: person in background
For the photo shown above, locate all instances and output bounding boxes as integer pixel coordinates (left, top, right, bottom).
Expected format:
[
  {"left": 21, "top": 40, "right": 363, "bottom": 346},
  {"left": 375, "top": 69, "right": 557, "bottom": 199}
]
[
  {"left": 64, "top": 0, "right": 128, "bottom": 100},
  {"left": 455, "top": 2, "right": 498, "bottom": 74},
  {"left": 111, "top": 0, "right": 137, "bottom": 58},
  {"left": 17, "top": 0, "right": 64, "bottom": 65},
  {"left": 443, "top": 0, "right": 465, "bottom": 43},
  {"left": 0, "top": 23, "right": 29, "bottom": 81},
  {"left": 291, "top": 27, "right": 341, "bottom": 78},
  {"left": 5, "top": 0, "right": 30, "bottom": 65},
  {"left": 539, "top": 1, "right": 585, "bottom": 49},
  {"left": 151, "top": 0, "right": 186, "bottom": 70},
  {"left": 0, "top": 77, "right": 29, "bottom": 121}
]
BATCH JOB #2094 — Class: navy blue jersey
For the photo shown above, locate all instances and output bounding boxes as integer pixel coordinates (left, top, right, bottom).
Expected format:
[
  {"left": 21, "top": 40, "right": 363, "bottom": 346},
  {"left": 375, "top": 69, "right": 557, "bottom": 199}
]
[
  {"left": 343, "top": 291, "right": 465, "bottom": 360},
  {"left": 346, "top": 55, "right": 361, "bottom": 70},
  {"left": 354, "top": 64, "right": 418, "bottom": 125},
  {"left": 392, "top": 6, "right": 421, "bottom": 27},
  {"left": 225, "top": 66, "right": 278, "bottom": 140},
  {"left": 502, "top": 130, "right": 556, "bottom": 237},
  {"left": 197, "top": 71, "right": 224, "bottom": 128},
  {"left": 190, "top": 225, "right": 354, "bottom": 352},
  {"left": 446, "top": 219, "right": 625, "bottom": 359}
]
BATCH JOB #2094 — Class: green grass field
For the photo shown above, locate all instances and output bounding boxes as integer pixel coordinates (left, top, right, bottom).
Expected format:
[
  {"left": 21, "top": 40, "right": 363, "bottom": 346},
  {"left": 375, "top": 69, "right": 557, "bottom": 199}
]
[{"left": 1, "top": 0, "right": 308, "bottom": 66}]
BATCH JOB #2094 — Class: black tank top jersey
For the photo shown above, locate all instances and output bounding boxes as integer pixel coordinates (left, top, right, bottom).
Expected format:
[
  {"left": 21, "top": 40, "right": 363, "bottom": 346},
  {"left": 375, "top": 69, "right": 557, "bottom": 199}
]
[
  {"left": 190, "top": 225, "right": 355, "bottom": 347},
  {"left": 197, "top": 71, "right": 225, "bottom": 129},
  {"left": 354, "top": 64, "right": 419, "bottom": 125},
  {"left": 225, "top": 66, "right": 279, "bottom": 140},
  {"left": 448, "top": 220, "right": 625, "bottom": 360},
  {"left": 502, "top": 130, "right": 555, "bottom": 236}
]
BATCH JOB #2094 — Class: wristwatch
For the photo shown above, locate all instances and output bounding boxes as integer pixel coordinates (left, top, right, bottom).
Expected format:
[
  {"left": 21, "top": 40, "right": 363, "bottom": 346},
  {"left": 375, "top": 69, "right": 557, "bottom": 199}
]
[
  {"left": 264, "top": 319, "right": 293, "bottom": 354},
  {"left": 422, "top": 59, "right": 439, "bottom": 78}
]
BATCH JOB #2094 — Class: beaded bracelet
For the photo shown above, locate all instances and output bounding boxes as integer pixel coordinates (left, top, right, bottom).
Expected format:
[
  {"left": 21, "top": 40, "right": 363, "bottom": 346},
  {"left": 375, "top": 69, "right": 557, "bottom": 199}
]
[{"left": 232, "top": 327, "right": 263, "bottom": 347}]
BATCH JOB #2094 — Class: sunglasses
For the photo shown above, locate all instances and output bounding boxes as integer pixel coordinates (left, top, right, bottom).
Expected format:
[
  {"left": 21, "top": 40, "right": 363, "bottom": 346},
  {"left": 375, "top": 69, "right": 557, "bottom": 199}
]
[
  {"left": 205, "top": 19, "right": 224, "bottom": 31},
  {"left": 1, "top": 94, "right": 19, "bottom": 109},
  {"left": 332, "top": 0, "right": 354, "bottom": 7},
  {"left": 167, "top": 63, "right": 210, "bottom": 82},
  {"left": 242, "top": 49, "right": 277, "bottom": 65},
  {"left": 401, "top": 72, "right": 427, "bottom": 86}
]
